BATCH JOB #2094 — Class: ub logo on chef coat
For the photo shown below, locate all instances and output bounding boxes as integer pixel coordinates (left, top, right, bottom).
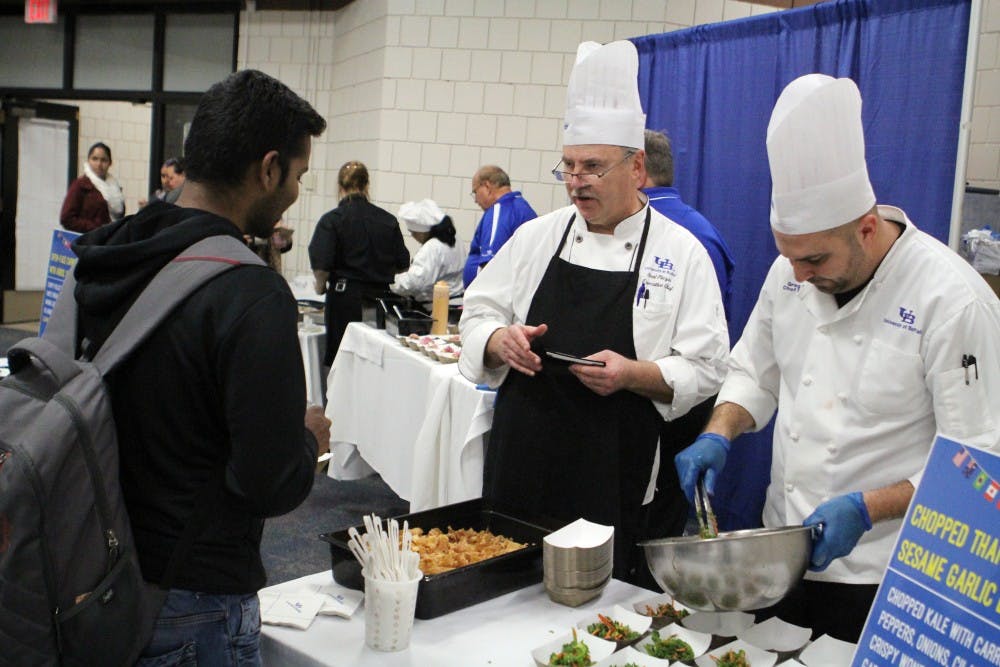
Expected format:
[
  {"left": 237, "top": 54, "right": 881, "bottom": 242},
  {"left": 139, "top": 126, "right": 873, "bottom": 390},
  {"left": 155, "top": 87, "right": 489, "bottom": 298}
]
[{"left": 882, "top": 306, "right": 922, "bottom": 334}]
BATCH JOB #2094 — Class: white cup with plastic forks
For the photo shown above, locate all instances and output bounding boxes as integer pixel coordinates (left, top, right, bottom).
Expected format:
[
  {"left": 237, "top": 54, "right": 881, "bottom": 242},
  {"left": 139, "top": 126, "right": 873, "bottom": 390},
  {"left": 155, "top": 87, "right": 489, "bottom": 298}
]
[{"left": 362, "top": 568, "right": 421, "bottom": 652}]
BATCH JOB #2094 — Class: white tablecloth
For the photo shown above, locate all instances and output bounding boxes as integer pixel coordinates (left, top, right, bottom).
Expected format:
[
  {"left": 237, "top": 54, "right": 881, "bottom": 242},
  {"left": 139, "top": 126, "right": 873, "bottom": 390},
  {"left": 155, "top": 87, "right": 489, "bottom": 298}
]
[
  {"left": 298, "top": 326, "right": 326, "bottom": 407},
  {"left": 260, "top": 571, "right": 656, "bottom": 667},
  {"left": 324, "top": 322, "right": 495, "bottom": 511}
]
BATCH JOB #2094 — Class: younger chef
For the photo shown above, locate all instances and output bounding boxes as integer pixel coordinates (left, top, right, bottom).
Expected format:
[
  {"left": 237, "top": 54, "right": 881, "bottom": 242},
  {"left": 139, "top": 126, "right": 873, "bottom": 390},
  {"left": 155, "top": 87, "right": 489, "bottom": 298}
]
[
  {"left": 459, "top": 41, "right": 729, "bottom": 586},
  {"left": 675, "top": 74, "right": 1000, "bottom": 641},
  {"left": 391, "top": 199, "right": 466, "bottom": 307}
]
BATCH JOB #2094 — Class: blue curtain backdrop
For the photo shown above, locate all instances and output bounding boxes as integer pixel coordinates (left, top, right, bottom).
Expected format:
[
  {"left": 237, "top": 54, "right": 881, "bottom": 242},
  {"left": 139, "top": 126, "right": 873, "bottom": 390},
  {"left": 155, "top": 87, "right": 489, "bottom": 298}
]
[{"left": 632, "top": 0, "right": 970, "bottom": 530}]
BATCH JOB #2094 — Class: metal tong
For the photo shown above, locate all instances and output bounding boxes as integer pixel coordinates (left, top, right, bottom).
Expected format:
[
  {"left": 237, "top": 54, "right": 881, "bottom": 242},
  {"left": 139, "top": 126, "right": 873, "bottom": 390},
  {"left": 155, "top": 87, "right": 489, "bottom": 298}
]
[{"left": 694, "top": 476, "right": 719, "bottom": 539}]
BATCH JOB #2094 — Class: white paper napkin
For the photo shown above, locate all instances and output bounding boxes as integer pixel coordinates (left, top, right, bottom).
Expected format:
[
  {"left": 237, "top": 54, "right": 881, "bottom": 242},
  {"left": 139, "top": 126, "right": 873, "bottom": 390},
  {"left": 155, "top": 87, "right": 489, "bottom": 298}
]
[{"left": 259, "top": 590, "right": 326, "bottom": 630}]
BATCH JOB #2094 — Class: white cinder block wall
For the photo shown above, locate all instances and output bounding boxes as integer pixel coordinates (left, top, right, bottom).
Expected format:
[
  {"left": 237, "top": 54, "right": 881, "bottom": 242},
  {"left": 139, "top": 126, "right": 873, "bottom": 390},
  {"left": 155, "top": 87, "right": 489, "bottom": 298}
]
[
  {"left": 66, "top": 0, "right": 1000, "bottom": 278},
  {"left": 971, "top": 0, "right": 1000, "bottom": 191},
  {"left": 239, "top": 0, "right": 790, "bottom": 279}
]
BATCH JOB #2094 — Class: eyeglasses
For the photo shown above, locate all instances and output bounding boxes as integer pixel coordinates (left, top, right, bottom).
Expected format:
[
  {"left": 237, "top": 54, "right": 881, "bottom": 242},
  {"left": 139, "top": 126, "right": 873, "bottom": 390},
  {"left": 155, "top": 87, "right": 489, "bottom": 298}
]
[
  {"left": 551, "top": 151, "right": 635, "bottom": 183},
  {"left": 469, "top": 182, "right": 484, "bottom": 199}
]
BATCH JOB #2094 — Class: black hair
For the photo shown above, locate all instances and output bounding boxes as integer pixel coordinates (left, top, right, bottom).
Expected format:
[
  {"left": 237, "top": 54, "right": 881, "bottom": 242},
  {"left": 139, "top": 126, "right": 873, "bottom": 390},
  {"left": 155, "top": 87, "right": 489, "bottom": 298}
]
[
  {"left": 163, "top": 157, "right": 184, "bottom": 174},
  {"left": 87, "top": 142, "right": 112, "bottom": 161},
  {"left": 427, "top": 215, "right": 457, "bottom": 247},
  {"left": 182, "top": 69, "right": 326, "bottom": 188}
]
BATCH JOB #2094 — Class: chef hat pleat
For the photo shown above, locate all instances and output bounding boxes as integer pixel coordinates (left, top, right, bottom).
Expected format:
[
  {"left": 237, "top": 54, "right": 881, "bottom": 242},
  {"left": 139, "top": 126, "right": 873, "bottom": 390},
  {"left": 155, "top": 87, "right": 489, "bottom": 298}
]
[
  {"left": 767, "top": 74, "right": 876, "bottom": 235},
  {"left": 563, "top": 40, "right": 646, "bottom": 150}
]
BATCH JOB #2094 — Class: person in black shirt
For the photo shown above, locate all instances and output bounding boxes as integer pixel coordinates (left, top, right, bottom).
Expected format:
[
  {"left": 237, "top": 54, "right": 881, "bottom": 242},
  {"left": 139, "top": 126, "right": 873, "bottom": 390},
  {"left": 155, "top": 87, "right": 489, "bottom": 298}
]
[
  {"left": 71, "top": 69, "right": 331, "bottom": 663},
  {"left": 308, "top": 161, "right": 410, "bottom": 364}
]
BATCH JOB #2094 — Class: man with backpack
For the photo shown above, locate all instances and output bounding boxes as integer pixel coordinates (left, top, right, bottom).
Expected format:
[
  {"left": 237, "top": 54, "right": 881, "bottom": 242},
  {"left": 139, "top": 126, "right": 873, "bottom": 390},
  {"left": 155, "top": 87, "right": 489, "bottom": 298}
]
[{"left": 69, "top": 70, "right": 330, "bottom": 663}]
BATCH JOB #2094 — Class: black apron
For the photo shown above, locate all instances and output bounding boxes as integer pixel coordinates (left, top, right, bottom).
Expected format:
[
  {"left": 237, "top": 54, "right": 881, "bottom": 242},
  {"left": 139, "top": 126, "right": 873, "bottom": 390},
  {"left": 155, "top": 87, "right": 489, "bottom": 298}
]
[
  {"left": 322, "top": 280, "right": 391, "bottom": 366},
  {"left": 484, "top": 210, "right": 665, "bottom": 584}
]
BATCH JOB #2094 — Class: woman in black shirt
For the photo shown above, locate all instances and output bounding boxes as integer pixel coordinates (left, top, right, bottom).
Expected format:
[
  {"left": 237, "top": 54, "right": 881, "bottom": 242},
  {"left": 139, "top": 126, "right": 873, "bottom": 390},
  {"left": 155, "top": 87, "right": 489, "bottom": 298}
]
[{"left": 308, "top": 161, "right": 410, "bottom": 365}]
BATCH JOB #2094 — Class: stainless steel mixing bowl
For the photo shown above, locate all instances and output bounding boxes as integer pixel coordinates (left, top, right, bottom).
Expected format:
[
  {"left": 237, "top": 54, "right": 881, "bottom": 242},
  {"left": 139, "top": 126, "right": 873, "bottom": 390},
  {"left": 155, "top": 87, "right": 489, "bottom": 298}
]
[{"left": 639, "top": 525, "right": 813, "bottom": 612}]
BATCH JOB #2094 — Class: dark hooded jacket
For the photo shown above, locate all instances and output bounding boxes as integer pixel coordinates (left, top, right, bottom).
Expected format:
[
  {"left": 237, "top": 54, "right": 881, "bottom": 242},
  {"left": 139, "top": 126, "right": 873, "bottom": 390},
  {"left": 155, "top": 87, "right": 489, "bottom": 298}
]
[{"left": 72, "top": 202, "right": 317, "bottom": 593}]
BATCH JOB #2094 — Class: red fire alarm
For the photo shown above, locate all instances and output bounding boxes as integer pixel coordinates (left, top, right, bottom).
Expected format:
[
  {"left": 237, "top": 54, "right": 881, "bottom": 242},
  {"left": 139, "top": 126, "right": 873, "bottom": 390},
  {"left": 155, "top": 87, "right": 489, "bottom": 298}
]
[{"left": 25, "top": 0, "right": 58, "bottom": 24}]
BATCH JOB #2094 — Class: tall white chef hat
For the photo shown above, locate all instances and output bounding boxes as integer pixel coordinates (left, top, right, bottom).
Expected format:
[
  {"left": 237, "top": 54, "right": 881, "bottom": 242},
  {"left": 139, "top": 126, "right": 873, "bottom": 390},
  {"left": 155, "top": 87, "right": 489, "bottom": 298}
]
[
  {"left": 398, "top": 199, "right": 445, "bottom": 233},
  {"left": 563, "top": 40, "right": 646, "bottom": 150},
  {"left": 767, "top": 74, "right": 876, "bottom": 235}
]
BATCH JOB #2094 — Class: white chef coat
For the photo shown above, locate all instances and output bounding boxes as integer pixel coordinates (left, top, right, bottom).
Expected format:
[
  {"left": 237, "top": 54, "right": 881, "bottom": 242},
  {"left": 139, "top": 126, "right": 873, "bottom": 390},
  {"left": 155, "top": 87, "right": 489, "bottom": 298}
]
[
  {"left": 459, "top": 203, "right": 729, "bottom": 422},
  {"left": 719, "top": 205, "right": 1000, "bottom": 584},
  {"left": 390, "top": 237, "right": 466, "bottom": 303}
]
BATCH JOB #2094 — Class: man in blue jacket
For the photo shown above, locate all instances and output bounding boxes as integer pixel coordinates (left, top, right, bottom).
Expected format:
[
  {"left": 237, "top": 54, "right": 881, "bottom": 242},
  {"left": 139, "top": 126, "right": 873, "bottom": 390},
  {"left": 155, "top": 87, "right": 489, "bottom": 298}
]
[
  {"left": 642, "top": 130, "right": 735, "bottom": 321},
  {"left": 463, "top": 165, "right": 537, "bottom": 288}
]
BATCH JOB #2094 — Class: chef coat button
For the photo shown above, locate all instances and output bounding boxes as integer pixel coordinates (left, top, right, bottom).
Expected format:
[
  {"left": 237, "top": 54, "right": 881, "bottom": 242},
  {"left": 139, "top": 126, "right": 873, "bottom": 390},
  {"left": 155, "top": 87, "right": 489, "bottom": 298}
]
[
  {"left": 802, "top": 376, "right": 813, "bottom": 386},
  {"left": 575, "top": 235, "right": 583, "bottom": 244},
  {"left": 827, "top": 443, "right": 836, "bottom": 454},
  {"left": 790, "top": 432, "right": 800, "bottom": 442},
  {"left": 853, "top": 335, "right": 864, "bottom": 345},
  {"left": 837, "top": 392, "right": 848, "bottom": 401},
  {"left": 625, "top": 242, "right": 634, "bottom": 251},
  {"left": 785, "top": 484, "right": 794, "bottom": 493}
]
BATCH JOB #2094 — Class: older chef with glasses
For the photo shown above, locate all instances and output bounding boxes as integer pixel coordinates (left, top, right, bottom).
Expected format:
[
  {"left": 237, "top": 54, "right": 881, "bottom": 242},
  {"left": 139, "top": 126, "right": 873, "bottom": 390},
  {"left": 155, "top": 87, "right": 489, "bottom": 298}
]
[{"left": 458, "top": 40, "right": 729, "bottom": 587}]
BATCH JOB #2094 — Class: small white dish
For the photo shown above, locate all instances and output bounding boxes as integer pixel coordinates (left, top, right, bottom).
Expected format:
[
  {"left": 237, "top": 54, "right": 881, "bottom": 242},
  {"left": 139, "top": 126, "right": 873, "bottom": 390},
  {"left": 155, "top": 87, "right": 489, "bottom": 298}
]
[
  {"left": 532, "top": 629, "right": 616, "bottom": 667},
  {"left": 738, "top": 617, "right": 812, "bottom": 653},
  {"left": 798, "top": 634, "right": 857, "bottom": 666},
  {"left": 694, "top": 639, "right": 777, "bottom": 667},
  {"left": 593, "top": 646, "right": 666, "bottom": 667},
  {"left": 682, "top": 610, "right": 755, "bottom": 637},
  {"left": 634, "top": 622, "right": 711, "bottom": 663},
  {"left": 632, "top": 593, "right": 694, "bottom": 628},
  {"left": 576, "top": 604, "right": 652, "bottom": 646}
]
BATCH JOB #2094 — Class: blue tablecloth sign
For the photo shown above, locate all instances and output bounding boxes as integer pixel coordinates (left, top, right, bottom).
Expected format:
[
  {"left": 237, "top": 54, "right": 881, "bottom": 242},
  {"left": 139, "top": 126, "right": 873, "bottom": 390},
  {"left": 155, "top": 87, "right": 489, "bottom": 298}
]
[
  {"left": 853, "top": 436, "right": 1000, "bottom": 666},
  {"left": 38, "top": 229, "right": 80, "bottom": 336}
]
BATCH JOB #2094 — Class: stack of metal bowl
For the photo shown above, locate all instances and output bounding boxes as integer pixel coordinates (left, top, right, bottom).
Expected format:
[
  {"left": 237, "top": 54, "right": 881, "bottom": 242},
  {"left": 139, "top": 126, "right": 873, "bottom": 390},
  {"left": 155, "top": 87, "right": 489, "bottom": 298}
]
[
  {"left": 639, "top": 525, "right": 813, "bottom": 612},
  {"left": 542, "top": 532, "right": 614, "bottom": 607}
]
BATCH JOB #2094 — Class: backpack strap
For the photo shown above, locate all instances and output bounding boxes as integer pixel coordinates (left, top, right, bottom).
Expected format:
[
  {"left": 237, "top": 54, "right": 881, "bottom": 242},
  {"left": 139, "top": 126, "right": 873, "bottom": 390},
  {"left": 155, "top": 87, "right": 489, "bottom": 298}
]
[
  {"left": 42, "top": 271, "right": 80, "bottom": 355},
  {"left": 89, "top": 235, "right": 264, "bottom": 376},
  {"left": 6, "top": 337, "right": 83, "bottom": 386}
]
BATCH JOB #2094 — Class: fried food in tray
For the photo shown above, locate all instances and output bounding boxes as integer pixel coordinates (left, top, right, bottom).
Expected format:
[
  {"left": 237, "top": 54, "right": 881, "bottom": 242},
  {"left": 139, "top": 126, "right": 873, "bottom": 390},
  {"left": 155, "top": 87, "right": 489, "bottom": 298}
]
[
  {"left": 321, "top": 498, "right": 555, "bottom": 618},
  {"left": 409, "top": 526, "right": 527, "bottom": 575}
]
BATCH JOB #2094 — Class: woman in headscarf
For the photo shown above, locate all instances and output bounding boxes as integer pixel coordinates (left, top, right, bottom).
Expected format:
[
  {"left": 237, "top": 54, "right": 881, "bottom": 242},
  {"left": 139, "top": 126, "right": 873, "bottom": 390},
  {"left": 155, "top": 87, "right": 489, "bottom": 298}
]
[{"left": 60, "top": 141, "right": 126, "bottom": 233}]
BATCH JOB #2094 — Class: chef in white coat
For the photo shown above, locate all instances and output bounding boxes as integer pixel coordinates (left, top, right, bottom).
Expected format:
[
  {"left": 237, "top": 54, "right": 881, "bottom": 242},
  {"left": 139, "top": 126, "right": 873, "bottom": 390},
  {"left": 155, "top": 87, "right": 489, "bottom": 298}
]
[
  {"left": 459, "top": 40, "right": 729, "bottom": 586},
  {"left": 391, "top": 199, "right": 465, "bottom": 306},
  {"left": 675, "top": 74, "right": 1000, "bottom": 641}
]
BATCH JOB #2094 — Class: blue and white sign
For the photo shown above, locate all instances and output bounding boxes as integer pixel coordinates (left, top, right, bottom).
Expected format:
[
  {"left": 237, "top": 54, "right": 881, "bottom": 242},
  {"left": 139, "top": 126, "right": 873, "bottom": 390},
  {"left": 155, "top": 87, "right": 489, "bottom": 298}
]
[
  {"left": 38, "top": 229, "right": 80, "bottom": 335},
  {"left": 853, "top": 436, "right": 1000, "bottom": 667}
]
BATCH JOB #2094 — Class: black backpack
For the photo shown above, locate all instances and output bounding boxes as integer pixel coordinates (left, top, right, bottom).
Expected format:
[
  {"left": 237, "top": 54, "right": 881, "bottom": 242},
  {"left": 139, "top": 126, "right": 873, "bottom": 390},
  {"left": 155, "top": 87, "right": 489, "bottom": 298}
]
[{"left": 0, "top": 235, "right": 264, "bottom": 666}]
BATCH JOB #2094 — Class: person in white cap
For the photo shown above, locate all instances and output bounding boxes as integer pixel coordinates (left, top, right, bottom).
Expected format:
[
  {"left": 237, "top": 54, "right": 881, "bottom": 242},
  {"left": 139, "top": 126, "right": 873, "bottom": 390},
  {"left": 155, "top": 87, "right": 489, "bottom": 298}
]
[
  {"left": 459, "top": 40, "right": 729, "bottom": 586},
  {"left": 391, "top": 199, "right": 466, "bottom": 305},
  {"left": 675, "top": 74, "right": 1000, "bottom": 641}
]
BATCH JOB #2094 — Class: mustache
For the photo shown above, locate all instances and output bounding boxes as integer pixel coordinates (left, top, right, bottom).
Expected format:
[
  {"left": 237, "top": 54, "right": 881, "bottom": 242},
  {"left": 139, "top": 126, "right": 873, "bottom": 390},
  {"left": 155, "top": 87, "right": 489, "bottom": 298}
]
[{"left": 569, "top": 188, "right": 592, "bottom": 199}]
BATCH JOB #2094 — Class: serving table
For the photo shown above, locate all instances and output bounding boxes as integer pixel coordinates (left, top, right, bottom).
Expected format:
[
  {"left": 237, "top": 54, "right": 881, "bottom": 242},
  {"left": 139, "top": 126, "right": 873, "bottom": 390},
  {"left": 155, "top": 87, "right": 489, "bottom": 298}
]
[
  {"left": 324, "top": 322, "right": 495, "bottom": 511},
  {"left": 260, "top": 570, "right": 656, "bottom": 667}
]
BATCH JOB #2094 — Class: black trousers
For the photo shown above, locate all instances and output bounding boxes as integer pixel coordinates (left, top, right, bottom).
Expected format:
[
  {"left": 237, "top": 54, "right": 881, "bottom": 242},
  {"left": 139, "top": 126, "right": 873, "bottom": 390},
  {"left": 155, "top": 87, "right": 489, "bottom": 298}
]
[{"left": 754, "top": 578, "right": 879, "bottom": 642}]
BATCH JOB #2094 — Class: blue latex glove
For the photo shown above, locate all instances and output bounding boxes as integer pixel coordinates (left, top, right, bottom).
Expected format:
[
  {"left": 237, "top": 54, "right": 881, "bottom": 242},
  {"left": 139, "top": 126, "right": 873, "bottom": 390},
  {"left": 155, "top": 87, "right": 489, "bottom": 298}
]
[
  {"left": 674, "top": 433, "right": 730, "bottom": 503},
  {"left": 803, "top": 492, "right": 872, "bottom": 571}
]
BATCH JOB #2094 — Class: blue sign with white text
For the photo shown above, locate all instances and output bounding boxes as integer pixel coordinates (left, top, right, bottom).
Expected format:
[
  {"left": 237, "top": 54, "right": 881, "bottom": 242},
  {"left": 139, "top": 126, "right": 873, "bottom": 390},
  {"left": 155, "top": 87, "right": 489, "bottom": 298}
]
[
  {"left": 39, "top": 229, "right": 80, "bottom": 335},
  {"left": 853, "top": 436, "right": 1000, "bottom": 667}
]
